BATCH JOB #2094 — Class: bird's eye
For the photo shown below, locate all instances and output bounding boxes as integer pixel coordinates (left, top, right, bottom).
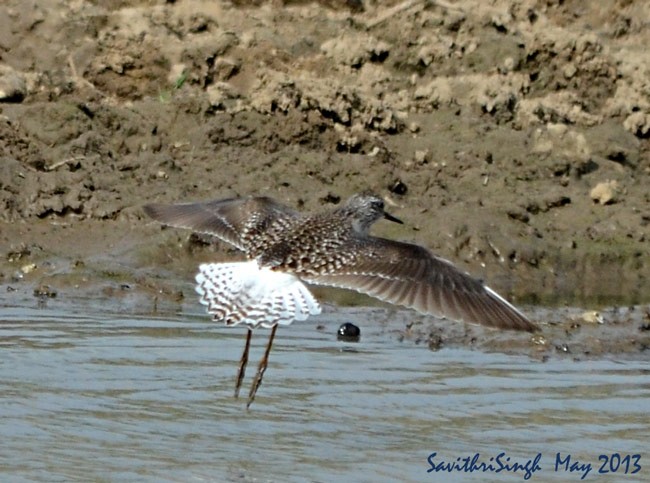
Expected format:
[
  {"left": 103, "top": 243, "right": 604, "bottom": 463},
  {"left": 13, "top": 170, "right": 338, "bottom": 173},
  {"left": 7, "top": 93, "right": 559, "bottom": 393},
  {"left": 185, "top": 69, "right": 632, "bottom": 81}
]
[{"left": 373, "top": 200, "right": 384, "bottom": 210}]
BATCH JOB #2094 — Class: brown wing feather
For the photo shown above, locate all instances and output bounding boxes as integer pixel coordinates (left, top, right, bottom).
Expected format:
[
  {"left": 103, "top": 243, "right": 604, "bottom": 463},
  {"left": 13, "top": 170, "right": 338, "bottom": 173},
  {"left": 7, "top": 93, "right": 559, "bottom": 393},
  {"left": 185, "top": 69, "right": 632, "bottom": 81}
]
[
  {"left": 143, "top": 196, "right": 299, "bottom": 251},
  {"left": 304, "top": 236, "right": 538, "bottom": 332}
]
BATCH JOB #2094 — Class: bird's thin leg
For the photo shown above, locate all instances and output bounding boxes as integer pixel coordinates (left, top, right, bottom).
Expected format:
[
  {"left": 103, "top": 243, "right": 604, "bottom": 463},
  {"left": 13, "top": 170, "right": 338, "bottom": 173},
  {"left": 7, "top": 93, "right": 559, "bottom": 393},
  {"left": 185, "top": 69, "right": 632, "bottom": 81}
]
[
  {"left": 247, "top": 324, "right": 278, "bottom": 408},
  {"left": 234, "top": 328, "right": 252, "bottom": 398}
]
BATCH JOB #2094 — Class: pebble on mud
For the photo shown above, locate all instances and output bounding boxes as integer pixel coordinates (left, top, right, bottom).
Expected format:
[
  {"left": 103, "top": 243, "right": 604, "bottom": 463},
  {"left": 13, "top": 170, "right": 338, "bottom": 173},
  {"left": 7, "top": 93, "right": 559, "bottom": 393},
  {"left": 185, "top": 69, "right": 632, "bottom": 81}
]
[
  {"left": 414, "top": 149, "right": 430, "bottom": 164},
  {"left": 590, "top": 180, "right": 620, "bottom": 205},
  {"left": 206, "top": 82, "right": 241, "bottom": 110},
  {"left": 623, "top": 112, "right": 650, "bottom": 138},
  {"left": 0, "top": 64, "right": 26, "bottom": 103},
  {"left": 389, "top": 179, "right": 408, "bottom": 195},
  {"left": 579, "top": 311, "right": 605, "bottom": 324},
  {"left": 20, "top": 263, "right": 37, "bottom": 274}
]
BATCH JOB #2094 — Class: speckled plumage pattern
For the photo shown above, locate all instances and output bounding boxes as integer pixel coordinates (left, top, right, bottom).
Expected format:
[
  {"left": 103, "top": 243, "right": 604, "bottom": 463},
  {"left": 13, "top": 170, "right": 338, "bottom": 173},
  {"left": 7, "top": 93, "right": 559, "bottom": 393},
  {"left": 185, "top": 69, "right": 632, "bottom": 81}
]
[
  {"left": 144, "top": 192, "right": 538, "bottom": 407},
  {"left": 144, "top": 193, "right": 538, "bottom": 332},
  {"left": 195, "top": 261, "right": 321, "bottom": 328}
]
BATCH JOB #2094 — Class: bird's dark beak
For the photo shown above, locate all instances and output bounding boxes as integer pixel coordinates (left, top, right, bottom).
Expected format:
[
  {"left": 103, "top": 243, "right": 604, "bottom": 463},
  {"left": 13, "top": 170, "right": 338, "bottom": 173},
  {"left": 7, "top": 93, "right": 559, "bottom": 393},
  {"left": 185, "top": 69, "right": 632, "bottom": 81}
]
[{"left": 383, "top": 211, "right": 403, "bottom": 224}]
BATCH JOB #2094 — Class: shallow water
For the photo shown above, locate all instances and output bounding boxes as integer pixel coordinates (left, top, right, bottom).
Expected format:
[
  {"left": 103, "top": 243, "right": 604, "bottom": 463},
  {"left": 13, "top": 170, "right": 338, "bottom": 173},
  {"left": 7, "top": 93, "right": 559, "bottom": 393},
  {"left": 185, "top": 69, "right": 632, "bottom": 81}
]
[{"left": 0, "top": 304, "right": 648, "bottom": 482}]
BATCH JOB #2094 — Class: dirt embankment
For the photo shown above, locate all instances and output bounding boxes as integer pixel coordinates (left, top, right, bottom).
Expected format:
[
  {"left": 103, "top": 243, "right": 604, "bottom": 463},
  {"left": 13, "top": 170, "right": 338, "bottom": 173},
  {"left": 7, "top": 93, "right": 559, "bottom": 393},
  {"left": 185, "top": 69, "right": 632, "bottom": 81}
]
[{"left": 0, "top": 0, "right": 649, "bottom": 357}]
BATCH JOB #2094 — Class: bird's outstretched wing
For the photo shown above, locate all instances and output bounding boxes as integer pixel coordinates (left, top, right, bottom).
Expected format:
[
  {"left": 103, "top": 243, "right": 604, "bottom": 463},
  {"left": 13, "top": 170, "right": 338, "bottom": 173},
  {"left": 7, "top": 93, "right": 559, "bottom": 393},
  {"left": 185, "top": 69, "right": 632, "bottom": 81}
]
[
  {"left": 143, "top": 196, "right": 300, "bottom": 251},
  {"left": 303, "top": 236, "right": 538, "bottom": 332}
]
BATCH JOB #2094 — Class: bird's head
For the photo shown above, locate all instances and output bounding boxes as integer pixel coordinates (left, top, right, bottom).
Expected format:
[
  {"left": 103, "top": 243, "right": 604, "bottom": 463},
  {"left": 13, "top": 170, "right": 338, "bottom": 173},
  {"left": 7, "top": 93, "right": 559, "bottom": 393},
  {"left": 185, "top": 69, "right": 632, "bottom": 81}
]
[{"left": 342, "top": 192, "right": 403, "bottom": 234}]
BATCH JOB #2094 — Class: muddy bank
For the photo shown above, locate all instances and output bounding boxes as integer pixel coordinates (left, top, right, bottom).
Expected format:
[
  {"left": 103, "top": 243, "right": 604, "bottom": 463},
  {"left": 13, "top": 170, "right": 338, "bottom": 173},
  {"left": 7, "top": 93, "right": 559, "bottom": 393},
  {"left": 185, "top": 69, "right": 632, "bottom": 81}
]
[
  {"left": 1, "top": 0, "right": 649, "bottom": 357},
  {"left": 5, "top": 271, "right": 650, "bottom": 361}
]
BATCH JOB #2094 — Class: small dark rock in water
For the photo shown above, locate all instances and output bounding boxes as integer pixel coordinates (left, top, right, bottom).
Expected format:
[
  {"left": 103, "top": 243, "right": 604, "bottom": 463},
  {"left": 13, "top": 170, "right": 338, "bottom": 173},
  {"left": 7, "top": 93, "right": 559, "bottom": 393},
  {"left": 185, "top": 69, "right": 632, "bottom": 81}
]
[
  {"left": 337, "top": 322, "right": 360, "bottom": 342},
  {"left": 33, "top": 285, "right": 57, "bottom": 298},
  {"left": 555, "top": 343, "right": 570, "bottom": 353},
  {"left": 428, "top": 333, "right": 443, "bottom": 351}
]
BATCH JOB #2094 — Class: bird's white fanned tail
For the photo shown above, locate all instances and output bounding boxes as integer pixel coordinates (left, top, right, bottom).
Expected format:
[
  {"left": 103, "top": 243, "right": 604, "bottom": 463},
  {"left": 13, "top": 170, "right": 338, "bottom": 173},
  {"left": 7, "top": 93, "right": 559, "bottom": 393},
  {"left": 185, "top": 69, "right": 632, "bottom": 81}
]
[{"left": 195, "top": 261, "right": 321, "bottom": 328}]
